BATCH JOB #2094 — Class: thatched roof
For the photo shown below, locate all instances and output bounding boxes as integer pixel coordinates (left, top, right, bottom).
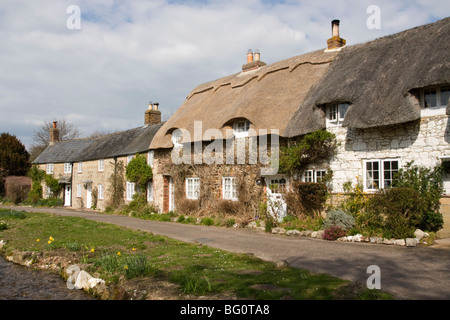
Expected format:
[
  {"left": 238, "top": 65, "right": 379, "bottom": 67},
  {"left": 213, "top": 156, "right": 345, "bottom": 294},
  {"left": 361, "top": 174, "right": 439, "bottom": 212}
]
[
  {"left": 150, "top": 49, "right": 340, "bottom": 149},
  {"left": 284, "top": 17, "right": 450, "bottom": 137},
  {"left": 33, "top": 123, "right": 163, "bottom": 164}
]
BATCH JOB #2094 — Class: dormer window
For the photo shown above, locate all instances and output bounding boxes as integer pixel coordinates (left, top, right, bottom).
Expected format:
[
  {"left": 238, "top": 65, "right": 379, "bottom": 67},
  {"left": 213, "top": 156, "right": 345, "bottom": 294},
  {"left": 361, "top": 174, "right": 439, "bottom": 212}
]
[
  {"left": 420, "top": 85, "right": 449, "bottom": 116},
  {"left": 326, "top": 103, "right": 348, "bottom": 126},
  {"left": 233, "top": 120, "right": 250, "bottom": 138}
]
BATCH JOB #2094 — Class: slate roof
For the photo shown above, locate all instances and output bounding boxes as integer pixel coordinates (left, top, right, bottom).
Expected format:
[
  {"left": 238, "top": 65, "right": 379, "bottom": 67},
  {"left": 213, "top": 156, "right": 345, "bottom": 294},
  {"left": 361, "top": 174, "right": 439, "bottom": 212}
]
[{"left": 33, "top": 123, "right": 163, "bottom": 164}]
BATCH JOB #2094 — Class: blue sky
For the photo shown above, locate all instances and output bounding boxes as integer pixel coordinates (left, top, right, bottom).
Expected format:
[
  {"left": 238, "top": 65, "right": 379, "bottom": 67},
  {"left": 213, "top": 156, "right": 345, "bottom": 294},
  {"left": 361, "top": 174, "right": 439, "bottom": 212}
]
[{"left": 0, "top": 0, "right": 449, "bottom": 149}]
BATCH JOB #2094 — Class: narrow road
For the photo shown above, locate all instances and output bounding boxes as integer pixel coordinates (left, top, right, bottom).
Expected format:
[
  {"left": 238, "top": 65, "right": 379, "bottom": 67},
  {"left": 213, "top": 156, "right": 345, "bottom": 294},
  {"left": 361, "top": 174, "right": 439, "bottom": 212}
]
[{"left": 2, "top": 205, "right": 450, "bottom": 300}]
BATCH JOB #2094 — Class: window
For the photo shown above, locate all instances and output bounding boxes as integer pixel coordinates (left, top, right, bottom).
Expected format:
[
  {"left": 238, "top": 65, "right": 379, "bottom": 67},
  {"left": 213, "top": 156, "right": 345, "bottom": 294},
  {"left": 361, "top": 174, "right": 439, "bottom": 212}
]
[
  {"left": 98, "top": 159, "right": 104, "bottom": 172},
  {"left": 147, "top": 180, "right": 153, "bottom": 202},
  {"left": 46, "top": 164, "right": 54, "bottom": 174},
  {"left": 326, "top": 103, "right": 348, "bottom": 126},
  {"left": 420, "top": 85, "right": 450, "bottom": 113},
  {"left": 303, "top": 170, "right": 326, "bottom": 183},
  {"left": 233, "top": 120, "right": 251, "bottom": 138},
  {"left": 77, "top": 184, "right": 82, "bottom": 197},
  {"left": 46, "top": 186, "right": 52, "bottom": 198},
  {"left": 148, "top": 151, "right": 154, "bottom": 168},
  {"left": 186, "top": 177, "right": 200, "bottom": 200},
  {"left": 64, "top": 163, "right": 72, "bottom": 174},
  {"left": 127, "top": 155, "right": 134, "bottom": 165},
  {"left": 78, "top": 162, "right": 82, "bottom": 173},
  {"left": 126, "top": 182, "right": 135, "bottom": 201},
  {"left": 222, "top": 177, "right": 238, "bottom": 201},
  {"left": 98, "top": 184, "right": 104, "bottom": 200},
  {"left": 363, "top": 159, "right": 400, "bottom": 191}
]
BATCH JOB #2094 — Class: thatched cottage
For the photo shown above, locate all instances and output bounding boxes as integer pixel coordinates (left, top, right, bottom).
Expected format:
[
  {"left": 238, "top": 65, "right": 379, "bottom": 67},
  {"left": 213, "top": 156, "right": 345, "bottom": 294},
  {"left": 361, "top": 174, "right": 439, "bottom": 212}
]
[{"left": 149, "top": 17, "right": 450, "bottom": 233}]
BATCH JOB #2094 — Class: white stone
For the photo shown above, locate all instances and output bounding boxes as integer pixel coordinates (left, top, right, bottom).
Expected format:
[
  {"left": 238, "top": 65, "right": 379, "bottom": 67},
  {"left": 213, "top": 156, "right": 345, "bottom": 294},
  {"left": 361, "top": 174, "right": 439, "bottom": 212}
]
[
  {"left": 286, "top": 230, "right": 301, "bottom": 236},
  {"left": 352, "top": 234, "right": 363, "bottom": 242},
  {"left": 406, "top": 238, "right": 418, "bottom": 247},
  {"left": 88, "top": 277, "right": 105, "bottom": 289},
  {"left": 272, "top": 227, "right": 286, "bottom": 235},
  {"left": 394, "top": 239, "right": 406, "bottom": 246},
  {"left": 0, "top": 240, "right": 5, "bottom": 249},
  {"left": 74, "top": 270, "right": 93, "bottom": 290},
  {"left": 414, "top": 229, "right": 429, "bottom": 241}
]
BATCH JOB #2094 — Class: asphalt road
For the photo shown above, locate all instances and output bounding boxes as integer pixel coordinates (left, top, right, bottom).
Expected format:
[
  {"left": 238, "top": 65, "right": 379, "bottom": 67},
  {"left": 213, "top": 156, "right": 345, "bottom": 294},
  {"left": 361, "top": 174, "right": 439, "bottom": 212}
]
[{"left": 2, "top": 205, "right": 450, "bottom": 300}]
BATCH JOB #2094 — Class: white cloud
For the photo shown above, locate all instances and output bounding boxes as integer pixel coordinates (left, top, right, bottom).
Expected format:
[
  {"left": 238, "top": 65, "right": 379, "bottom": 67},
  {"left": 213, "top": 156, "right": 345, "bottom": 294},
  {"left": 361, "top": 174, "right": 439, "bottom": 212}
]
[{"left": 0, "top": 0, "right": 449, "bottom": 149}]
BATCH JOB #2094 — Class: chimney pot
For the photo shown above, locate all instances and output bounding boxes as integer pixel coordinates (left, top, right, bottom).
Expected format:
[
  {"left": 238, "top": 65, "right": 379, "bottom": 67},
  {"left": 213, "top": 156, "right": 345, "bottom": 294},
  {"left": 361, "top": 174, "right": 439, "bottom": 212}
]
[
  {"left": 332, "top": 19, "right": 340, "bottom": 37},
  {"left": 49, "top": 121, "right": 60, "bottom": 145},
  {"left": 247, "top": 49, "right": 254, "bottom": 63},
  {"left": 53, "top": 121, "right": 57, "bottom": 129},
  {"left": 254, "top": 49, "right": 260, "bottom": 61},
  {"left": 145, "top": 102, "right": 161, "bottom": 126}
]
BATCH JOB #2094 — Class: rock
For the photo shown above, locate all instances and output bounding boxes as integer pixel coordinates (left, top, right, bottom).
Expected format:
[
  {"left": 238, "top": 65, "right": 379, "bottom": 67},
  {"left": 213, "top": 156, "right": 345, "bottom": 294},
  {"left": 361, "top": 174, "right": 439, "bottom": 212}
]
[
  {"left": 286, "top": 230, "right": 301, "bottom": 236},
  {"left": 88, "top": 277, "right": 105, "bottom": 289},
  {"left": 352, "top": 234, "right": 363, "bottom": 242},
  {"left": 311, "top": 231, "right": 318, "bottom": 238},
  {"left": 395, "top": 239, "right": 406, "bottom": 246},
  {"left": 414, "top": 229, "right": 429, "bottom": 241},
  {"left": 346, "top": 236, "right": 353, "bottom": 242},
  {"left": 0, "top": 240, "right": 5, "bottom": 249},
  {"left": 74, "top": 270, "right": 93, "bottom": 290},
  {"left": 337, "top": 237, "right": 347, "bottom": 242},
  {"left": 406, "top": 238, "right": 419, "bottom": 247},
  {"left": 272, "top": 227, "right": 286, "bottom": 235},
  {"left": 382, "top": 238, "right": 394, "bottom": 245},
  {"left": 300, "top": 230, "right": 312, "bottom": 237},
  {"left": 316, "top": 230, "right": 324, "bottom": 239},
  {"left": 246, "top": 221, "right": 257, "bottom": 229}
]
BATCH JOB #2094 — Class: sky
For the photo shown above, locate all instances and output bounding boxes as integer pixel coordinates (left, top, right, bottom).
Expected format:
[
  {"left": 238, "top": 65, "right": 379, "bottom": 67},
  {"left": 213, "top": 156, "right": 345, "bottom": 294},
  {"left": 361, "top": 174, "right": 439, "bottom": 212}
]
[{"left": 1, "top": 0, "right": 449, "bottom": 150}]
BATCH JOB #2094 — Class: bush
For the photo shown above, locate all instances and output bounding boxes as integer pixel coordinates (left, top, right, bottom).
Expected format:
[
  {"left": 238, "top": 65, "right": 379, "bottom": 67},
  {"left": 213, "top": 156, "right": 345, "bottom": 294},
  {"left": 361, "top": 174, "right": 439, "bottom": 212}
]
[
  {"left": 323, "top": 226, "right": 346, "bottom": 241},
  {"left": 200, "top": 217, "right": 214, "bottom": 226},
  {"left": 323, "top": 208, "right": 355, "bottom": 231},
  {"left": 0, "top": 221, "right": 8, "bottom": 230},
  {"left": 367, "top": 187, "right": 424, "bottom": 238},
  {"left": 124, "top": 254, "right": 156, "bottom": 279}
]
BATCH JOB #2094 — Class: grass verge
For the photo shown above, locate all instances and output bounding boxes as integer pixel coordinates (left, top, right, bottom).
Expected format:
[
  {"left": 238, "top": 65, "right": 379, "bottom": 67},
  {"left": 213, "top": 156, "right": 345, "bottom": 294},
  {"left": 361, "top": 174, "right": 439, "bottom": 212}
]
[{"left": 0, "top": 208, "right": 393, "bottom": 300}]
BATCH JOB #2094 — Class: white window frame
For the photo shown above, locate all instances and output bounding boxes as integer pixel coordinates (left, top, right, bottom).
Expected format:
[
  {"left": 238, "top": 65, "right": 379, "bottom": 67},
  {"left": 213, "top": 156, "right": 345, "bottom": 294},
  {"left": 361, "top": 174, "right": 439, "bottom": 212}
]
[
  {"left": 147, "top": 180, "right": 153, "bottom": 202},
  {"left": 363, "top": 158, "right": 400, "bottom": 192},
  {"left": 420, "top": 85, "right": 450, "bottom": 116},
  {"left": 77, "top": 184, "right": 82, "bottom": 198},
  {"left": 233, "top": 120, "right": 251, "bottom": 138},
  {"left": 126, "top": 182, "right": 135, "bottom": 201},
  {"left": 186, "top": 177, "right": 200, "bottom": 200},
  {"left": 98, "top": 184, "right": 104, "bottom": 200},
  {"left": 46, "top": 163, "right": 54, "bottom": 174},
  {"left": 46, "top": 186, "right": 53, "bottom": 198},
  {"left": 326, "top": 103, "right": 349, "bottom": 126},
  {"left": 64, "top": 163, "right": 72, "bottom": 174},
  {"left": 148, "top": 151, "right": 154, "bottom": 168},
  {"left": 98, "top": 159, "right": 104, "bottom": 172},
  {"left": 222, "top": 177, "right": 238, "bottom": 201},
  {"left": 78, "top": 162, "right": 82, "bottom": 173},
  {"left": 127, "top": 155, "right": 134, "bottom": 165},
  {"left": 303, "top": 169, "right": 327, "bottom": 183}
]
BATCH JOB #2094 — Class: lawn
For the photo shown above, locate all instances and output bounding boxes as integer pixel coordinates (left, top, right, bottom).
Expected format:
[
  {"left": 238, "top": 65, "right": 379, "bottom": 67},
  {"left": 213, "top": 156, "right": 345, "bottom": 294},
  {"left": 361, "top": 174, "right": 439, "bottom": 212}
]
[{"left": 0, "top": 209, "right": 393, "bottom": 300}]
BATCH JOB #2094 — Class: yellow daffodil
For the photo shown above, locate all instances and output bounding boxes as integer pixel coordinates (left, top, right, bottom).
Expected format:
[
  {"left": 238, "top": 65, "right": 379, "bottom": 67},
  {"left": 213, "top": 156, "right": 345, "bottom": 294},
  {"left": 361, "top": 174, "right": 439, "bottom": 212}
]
[
  {"left": 124, "top": 265, "right": 128, "bottom": 270},
  {"left": 132, "top": 248, "right": 136, "bottom": 251},
  {"left": 117, "top": 251, "right": 121, "bottom": 256},
  {"left": 49, "top": 236, "right": 54, "bottom": 241},
  {"left": 48, "top": 240, "right": 52, "bottom": 244},
  {"left": 36, "top": 239, "right": 40, "bottom": 242},
  {"left": 91, "top": 248, "right": 95, "bottom": 253}
]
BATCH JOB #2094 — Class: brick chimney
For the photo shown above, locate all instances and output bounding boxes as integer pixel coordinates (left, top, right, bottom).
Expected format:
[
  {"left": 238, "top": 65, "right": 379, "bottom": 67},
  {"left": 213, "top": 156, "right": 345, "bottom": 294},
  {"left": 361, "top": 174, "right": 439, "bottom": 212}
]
[
  {"left": 326, "top": 20, "right": 346, "bottom": 51},
  {"left": 145, "top": 102, "right": 161, "bottom": 126},
  {"left": 49, "top": 121, "right": 60, "bottom": 145},
  {"left": 242, "top": 49, "right": 266, "bottom": 72}
]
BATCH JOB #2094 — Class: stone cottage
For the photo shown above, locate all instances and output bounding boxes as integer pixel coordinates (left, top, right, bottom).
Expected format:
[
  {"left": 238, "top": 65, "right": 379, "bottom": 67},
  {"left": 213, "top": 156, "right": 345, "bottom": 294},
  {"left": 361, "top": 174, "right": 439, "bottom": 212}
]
[{"left": 33, "top": 105, "right": 163, "bottom": 211}]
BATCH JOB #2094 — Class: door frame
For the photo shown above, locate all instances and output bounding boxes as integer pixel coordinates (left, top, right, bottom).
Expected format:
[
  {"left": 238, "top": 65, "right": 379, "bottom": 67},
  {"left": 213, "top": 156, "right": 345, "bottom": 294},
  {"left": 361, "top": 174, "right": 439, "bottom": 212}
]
[
  {"left": 264, "top": 174, "right": 289, "bottom": 222},
  {"left": 64, "top": 184, "right": 72, "bottom": 207}
]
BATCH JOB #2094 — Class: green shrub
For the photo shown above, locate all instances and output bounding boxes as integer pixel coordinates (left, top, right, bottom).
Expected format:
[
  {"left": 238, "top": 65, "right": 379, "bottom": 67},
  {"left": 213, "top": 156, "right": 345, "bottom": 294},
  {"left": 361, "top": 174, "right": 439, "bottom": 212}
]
[
  {"left": 0, "top": 221, "right": 8, "bottom": 230},
  {"left": 225, "top": 218, "right": 235, "bottom": 228},
  {"left": 0, "top": 209, "right": 26, "bottom": 219},
  {"left": 184, "top": 217, "right": 197, "bottom": 224},
  {"left": 368, "top": 187, "right": 424, "bottom": 238},
  {"left": 323, "top": 208, "right": 355, "bottom": 231},
  {"left": 177, "top": 215, "right": 186, "bottom": 223},
  {"left": 200, "top": 217, "right": 214, "bottom": 226}
]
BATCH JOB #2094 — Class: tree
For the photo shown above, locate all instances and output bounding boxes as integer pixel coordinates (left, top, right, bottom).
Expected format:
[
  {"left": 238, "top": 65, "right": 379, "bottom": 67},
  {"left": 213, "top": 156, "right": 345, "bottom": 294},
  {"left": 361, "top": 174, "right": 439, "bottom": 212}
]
[
  {"left": 0, "top": 133, "right": 31, "bottom": 176},
  {"left": 0, "top": 133, "right": 31, "bottom": 195},
  {"left": 29, "top": 119, "right": 81, "bottom": 161}
]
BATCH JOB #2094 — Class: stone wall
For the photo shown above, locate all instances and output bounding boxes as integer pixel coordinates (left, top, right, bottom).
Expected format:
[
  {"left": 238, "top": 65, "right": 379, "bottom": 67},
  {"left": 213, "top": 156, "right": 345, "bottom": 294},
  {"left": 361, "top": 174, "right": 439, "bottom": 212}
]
[{"left": 327, "top": 115, "right": 450, "bottom": 194}]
